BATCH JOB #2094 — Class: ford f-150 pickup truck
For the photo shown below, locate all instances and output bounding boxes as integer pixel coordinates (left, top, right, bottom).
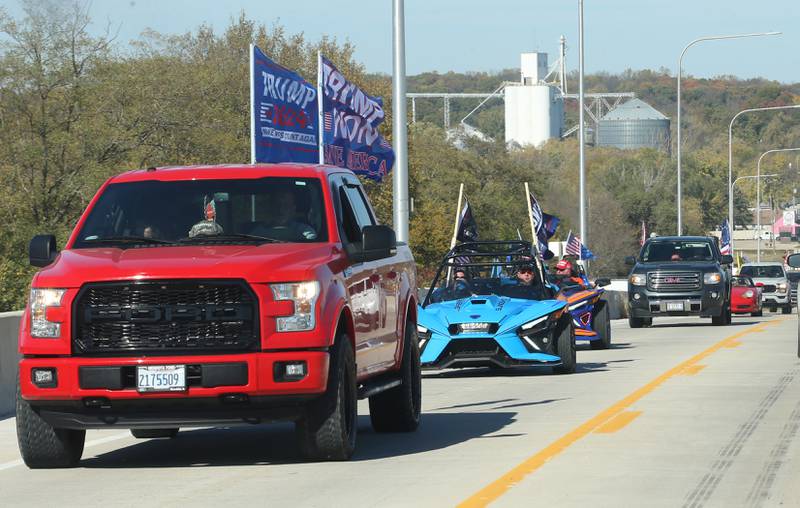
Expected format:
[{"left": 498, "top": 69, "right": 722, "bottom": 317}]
[
  {"left": 625, "top": 236, "right": 733, "bottom": 327},
  {"left": 17, "top": 164, "right": 420, "bottom": 467}
]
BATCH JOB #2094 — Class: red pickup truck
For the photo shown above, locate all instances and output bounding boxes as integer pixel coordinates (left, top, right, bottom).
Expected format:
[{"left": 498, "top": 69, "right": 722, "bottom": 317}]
[{"left": 17, "top": 164, "right": 420, "bottom": 467}]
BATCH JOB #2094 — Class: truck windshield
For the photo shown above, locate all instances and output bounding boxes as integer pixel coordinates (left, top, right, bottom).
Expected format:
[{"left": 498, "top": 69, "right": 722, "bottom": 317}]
[
  {"left": 73, "top": 177, "right": 327, "bottom": 247},
  {"left": 641, "top": 241, "right": 714, "bottom": 262},
  {"left": 740, "top": 265, "right": 785, "bottom": 278}
]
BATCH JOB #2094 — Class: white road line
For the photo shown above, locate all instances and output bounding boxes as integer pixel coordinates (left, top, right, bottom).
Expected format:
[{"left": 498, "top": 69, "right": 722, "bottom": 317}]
[{"left": 0, "top": 430, "right": 131, "bottom": 472}]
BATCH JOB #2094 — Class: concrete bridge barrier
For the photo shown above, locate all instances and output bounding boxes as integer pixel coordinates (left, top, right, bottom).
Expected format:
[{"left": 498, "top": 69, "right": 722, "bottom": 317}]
[{"left": 0, "top": 311, "right": 22, "bottom": 417}]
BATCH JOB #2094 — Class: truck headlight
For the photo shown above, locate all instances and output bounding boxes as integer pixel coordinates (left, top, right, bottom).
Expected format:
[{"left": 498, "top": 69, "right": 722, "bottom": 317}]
[
  {"left": 30, "top": 288, "right": 66, "bottom": 338},
  {"left": 777, "top": 282, "right": 788, "bottom": 292},
  {"left": 270, "top": 282, "right": 320, "bottom": 332},
  {"left": 629, "top": 274, "right": 647, "bottom": 286},
  {"left": 704, "top": 272, "right": 722, "bottom": 285}
]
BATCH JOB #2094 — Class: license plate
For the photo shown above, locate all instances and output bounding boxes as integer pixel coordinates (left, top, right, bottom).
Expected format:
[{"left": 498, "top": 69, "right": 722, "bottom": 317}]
[
  {"left": 666, "top": 302, "right": 684, "bottom": 311},
  {"left": 137, "top": 365, "right": 186, "bottom": 392}
]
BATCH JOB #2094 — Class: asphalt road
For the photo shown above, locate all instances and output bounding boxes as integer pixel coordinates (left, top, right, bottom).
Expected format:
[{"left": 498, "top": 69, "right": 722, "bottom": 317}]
[{"left": 1, "top": 314, "right": 798, "bottom": 507}]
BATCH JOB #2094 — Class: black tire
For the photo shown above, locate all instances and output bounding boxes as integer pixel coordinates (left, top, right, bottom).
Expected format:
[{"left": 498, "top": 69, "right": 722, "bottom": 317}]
[
  {"left": 131, "top": 428, "right": 179, "bottom": 439},
  {"left": 629, "top": 315, "right": 645, "bottom": 328},
  {"left": 296, "top": 334, "right": 357, "bottom": 461},
  {"left": 553, "top": 320, "right": 576, "bottom": 374},
  {"left": 16, "top": 381, "right": 85, "bottom": 469},
  {"left": 643, "top": 317, "right": 653, "bottom": 326},
  {"left": 752, "top": 310, "right": 763, "bottom": 317},
  {"left": 590, "top": 301, "right": 612, "bottom": 350},
  {"left": 782, "top": 305, "right": 792, "bottom": 315},
  {"left": 712, "top": 302, "right": 732, "bottom": 326},
  {"left": 369, "top": 319, "right": 422, "bottom": 432}
]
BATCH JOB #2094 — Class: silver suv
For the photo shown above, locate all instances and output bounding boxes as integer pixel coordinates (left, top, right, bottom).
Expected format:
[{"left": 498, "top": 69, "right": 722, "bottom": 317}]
[{"left": 739, "top": 262, "right": 791, "bottom": 314}]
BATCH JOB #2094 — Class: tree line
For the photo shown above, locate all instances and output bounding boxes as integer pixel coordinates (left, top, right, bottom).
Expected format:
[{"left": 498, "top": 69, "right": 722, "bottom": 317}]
[{"left": 0, "top": 1, "right": 797, "bottom": 311}]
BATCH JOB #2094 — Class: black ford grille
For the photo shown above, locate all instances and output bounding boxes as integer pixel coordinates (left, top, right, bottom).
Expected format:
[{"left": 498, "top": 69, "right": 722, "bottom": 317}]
[
  {"left": 73, "top": 280, "right": 259, "bottom": 356},
  {"left": 648, "top": 271, "right": 701, "bottom": 291},
  {"left": 760, "top": 284, "right": 777, "bottom": 294}
]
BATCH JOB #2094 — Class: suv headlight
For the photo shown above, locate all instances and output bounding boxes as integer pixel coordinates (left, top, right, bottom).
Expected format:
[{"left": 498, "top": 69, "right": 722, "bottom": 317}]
[
  {"left": 270, "top": 282, "right": 320, "bottom": 332},
  {"left": 777, "top": 282, "right": 788, "bottom": 292},
  {"left": 30, "top": 289, "right": 66, "bottom": 338},
  {"left": 629, "top": 274, "right": 647, "bottom": 286},
  {"left": 704, "top": 272, "right": 722, "bottom": 285}
]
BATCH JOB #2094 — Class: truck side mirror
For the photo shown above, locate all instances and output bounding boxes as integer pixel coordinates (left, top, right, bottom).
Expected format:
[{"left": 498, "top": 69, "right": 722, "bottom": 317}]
[
  {"left": 787, "top": 253, "right": 800, "bottom": 268},
  {"left": 353, "top": 225, "right": 396, "bottom": 262},
  {"left": 624, "top": 256, "right": 636, "bottom": 266},
  {"left": 720, "top": 255, "right": 733, "bottom": 265},
  {"left": 30, "top": 234, "right": 58, "bottom": 267}
]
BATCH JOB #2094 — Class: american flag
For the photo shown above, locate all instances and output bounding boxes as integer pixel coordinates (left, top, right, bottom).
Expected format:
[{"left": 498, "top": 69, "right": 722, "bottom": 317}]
[
  {"left": 720, "top": 219, "right": 732, "bottom": 255},
  {"left": 565, "top": 231, "right": 582, "bottom": 257},
  {"left": 565, "top": 231, "right": 596, "bottom": 260},
  {"left": 323, "top": 112, "right": 333, "bottom": 132},
  {"left": 640, "top": 220, "right": 647, "bottom": 246}
]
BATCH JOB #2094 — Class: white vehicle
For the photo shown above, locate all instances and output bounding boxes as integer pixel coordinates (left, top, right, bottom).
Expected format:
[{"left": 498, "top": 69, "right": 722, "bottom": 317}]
[{"left": 739, "top": 262, "right": 792, "bottom": 314}]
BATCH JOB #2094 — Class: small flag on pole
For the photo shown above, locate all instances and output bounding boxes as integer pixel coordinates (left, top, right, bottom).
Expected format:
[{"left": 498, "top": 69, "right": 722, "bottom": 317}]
[
  {"left": 720, "top": 219, "right": 732, "bottom": 255},
  {"left": 528, "top": 191, "right": 560, "bottom": 259},
  {"left": 456, "top": 198, "right": 478, "bottom": 243},
  {"left": 565, "top": 231, "right": 596, "bottom": 260},
  {"left": 640, "top": 220, "right": 647, "bottom": 246}
]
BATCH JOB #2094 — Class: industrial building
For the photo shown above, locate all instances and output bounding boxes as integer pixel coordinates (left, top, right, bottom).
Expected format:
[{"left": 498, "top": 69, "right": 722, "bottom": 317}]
[
  {"left": 504, "top": 52, "right": 564, "bottom": 148},
  {"left": 596, "top": 98, "right": 671, "bottom": 153}
]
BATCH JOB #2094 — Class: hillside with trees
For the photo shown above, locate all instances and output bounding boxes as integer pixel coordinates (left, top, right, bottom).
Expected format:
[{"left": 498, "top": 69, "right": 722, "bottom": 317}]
[{"left": 1, "top": 1, "right": 799, "bottom": 310}]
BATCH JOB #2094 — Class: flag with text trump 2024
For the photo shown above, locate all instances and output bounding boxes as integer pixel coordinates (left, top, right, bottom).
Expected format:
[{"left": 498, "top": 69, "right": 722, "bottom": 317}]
[
  {"left": 251, "top": 46, "right": 318, "bottom": 163},
  {"left": 320, "top": 55, "right": 394, "bottom": 181}
]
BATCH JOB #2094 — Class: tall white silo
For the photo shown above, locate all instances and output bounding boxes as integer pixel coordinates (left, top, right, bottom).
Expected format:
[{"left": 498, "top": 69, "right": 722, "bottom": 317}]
[{"left": 505, "top": 52, "right": 564, "bottom": 148}]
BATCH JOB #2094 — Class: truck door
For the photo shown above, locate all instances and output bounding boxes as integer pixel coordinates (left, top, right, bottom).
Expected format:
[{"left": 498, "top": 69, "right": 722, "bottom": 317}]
[
  {"left": 330, "top": 176, "right": 384, "bottom": 377},
  {"left": 341, "top": 176, "right": 400, "bottom": 368}
]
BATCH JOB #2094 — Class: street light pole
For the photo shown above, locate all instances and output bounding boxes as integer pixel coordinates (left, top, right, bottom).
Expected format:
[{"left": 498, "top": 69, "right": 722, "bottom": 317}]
[
  {"left": 578, "top": 0, "right": 587, "bottom": 258},
  {"left": 676, "top": 31, "right": 780, "bottom": 236},
  {"left": 728, "top": 103, "right": 800, "bottom": 252},
  {"left": 392, "top": 0, "right": 409, "bottom": 243},
  {"left": 756, "top": 148, "right": 800, "bottom": 262}
]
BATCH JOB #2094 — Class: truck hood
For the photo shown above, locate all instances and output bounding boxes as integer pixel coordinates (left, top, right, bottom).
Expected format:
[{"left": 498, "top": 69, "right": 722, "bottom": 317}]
[{"left": 33, "top": 243, "right": 341, "bottom": 288}]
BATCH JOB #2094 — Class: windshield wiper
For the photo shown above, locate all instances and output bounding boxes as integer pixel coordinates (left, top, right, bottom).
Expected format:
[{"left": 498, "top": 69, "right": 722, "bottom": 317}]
[
  {"left": 179, "top": 233, "right": 285, "bottom": 243},
  {"left": 82, "top": 235, "right": 172, "bottom": 245}
]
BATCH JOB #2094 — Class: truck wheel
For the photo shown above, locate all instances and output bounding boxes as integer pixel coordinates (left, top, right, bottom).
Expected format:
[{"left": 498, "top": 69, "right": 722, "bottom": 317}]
[
  {"left": 16, "top": 381, "right": 85, "bottom": 468},
  {"left": 590, "top": 301, "right": 612, "bottom": 350},
  {"left": 553, "top": 321, "right": 576, "bottom": 374},
  {"left": 629, "top": 315, "right": 645, "bottom": 328},
  {"left": 296, "top": 333, "right": 357, "bottom": 461},
  {"left": 782, "top": 304, "right": 792, "bottom": 315},
  {"left": 712, "top": 303, "right": 732, "bottom": 326},
  {"left": 131, "top": 429, "right": 179, "bottom": 439},
  {"left": 369, "top": 319, "right": 422, "bottom": 432}
]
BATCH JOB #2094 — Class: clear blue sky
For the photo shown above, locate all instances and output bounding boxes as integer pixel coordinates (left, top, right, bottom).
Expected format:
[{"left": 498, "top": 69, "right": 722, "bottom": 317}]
[{"left": 4, "top": 0, "right": 799, "bottom": 82}]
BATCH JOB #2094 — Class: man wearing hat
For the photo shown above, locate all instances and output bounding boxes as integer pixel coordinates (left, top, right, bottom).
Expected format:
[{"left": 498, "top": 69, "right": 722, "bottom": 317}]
[{"left": 553, "top": 259, "right": 588, "bottom": 290}]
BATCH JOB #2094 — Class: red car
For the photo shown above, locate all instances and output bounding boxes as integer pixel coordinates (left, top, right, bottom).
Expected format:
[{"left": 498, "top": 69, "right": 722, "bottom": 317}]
[{"left": 731, "top": 275, "right": 763, "bottom": 317}]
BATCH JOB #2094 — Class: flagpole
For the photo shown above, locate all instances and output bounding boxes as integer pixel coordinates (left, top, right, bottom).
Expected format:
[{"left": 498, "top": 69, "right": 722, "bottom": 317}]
[
  {"left": 450, "top": 183, "right": 464, "bottom": 249},
  {"left": 317, "top": 51, "right": 324, "bottom": 165},
  {"left": 249, "top": 44, "right": 256, "bottom": 165}
]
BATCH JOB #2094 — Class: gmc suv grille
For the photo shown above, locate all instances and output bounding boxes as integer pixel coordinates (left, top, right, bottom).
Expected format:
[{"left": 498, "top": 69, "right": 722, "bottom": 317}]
[
  {"left": 73, "top": 280, "right": 259, "bottom": 356},
  {"left": 648, "top": 272, "right": 701, "bottom": 292}
]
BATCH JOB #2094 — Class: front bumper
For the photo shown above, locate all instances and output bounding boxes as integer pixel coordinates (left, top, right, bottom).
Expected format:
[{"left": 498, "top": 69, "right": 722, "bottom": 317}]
[
  {"left": 628, "top": 285, "right": 725, "bottom": 318},
  {"left": 762, "top": 292, "right": 789, "bottom": 306},
  {"left": 19, "top": 351, "right": 330, "bottom": 428},
  {"left": 420, "top": 333, "right": 561, "bottom": 369}
]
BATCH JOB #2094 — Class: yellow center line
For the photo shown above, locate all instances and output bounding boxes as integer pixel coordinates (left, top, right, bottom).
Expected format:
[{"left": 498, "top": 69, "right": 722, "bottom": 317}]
[
  {"left": 594, "top": 410, "right": 642, "bottom": 434},
  {"left": 680, "top": 364, "right": 707, "bottom": 376},
  {"left": 458, "top": 319, "right": 781, "bottom": 508}
]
